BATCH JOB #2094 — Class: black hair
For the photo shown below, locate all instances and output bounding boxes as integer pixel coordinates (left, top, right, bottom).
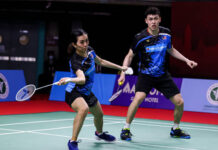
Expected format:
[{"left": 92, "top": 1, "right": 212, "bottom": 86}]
[
  {"left": 70, "top": 28, "right": 88, "bottom": 43},
  {"left": 144, "top": 7, "right": 161, "bottom": 18},
  {"left": 67, "top": 28, "right": 88, "bottom": 56}
]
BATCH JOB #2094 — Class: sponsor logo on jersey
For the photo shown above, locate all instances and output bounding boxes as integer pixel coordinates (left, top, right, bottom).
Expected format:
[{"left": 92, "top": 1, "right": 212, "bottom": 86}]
[
  {"left": 90, "top": 53, "right": 94, "bottom": 58},
  {"left": 162, "top": 36, "right": 167, "bottom": 40}
]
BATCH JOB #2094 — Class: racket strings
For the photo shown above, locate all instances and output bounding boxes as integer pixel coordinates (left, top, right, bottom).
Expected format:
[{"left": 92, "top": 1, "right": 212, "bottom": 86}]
[{"left": 16, "top": 84, "right": 36, "bottom": 101}]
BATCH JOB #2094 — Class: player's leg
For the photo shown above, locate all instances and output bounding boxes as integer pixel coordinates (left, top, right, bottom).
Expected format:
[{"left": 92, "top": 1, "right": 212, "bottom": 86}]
[
  {"left": 169, "top": 94, "right": 190, "bottom": 139},
  {"left": 89, "top": 101, "right": 103, "bottom": 133},
  {"left": 156, "top": 73, "right": 190, "bottom": 139},
  {"left": 120, "top": 92, "right": 146, "bottom": 141},
  {"left": 70, "top": 97, "right": 89, "bottom": 141},
  {"left": 121, "top": 74, "right": 152, "bottom": 141},
  {"left": 66, "top": 91, "right": 89, "bottom": 150},
  {"left": 169, "top": 93, "right": 184, "bottom": 125},
  {"left": 126, "top": 92, "right": 147, "bottom": 124},
  {"left": 89, "top": 100, "right": 116, "bottom": 142}
]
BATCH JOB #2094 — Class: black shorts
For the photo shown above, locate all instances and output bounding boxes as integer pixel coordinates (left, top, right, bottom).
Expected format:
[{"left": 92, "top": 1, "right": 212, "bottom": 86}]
[
  {"left": 65, "top": 89, "right": 98, "bottom": 107},
  {"left": 135, "top": 72, "right": 180, "bottom": 99}
]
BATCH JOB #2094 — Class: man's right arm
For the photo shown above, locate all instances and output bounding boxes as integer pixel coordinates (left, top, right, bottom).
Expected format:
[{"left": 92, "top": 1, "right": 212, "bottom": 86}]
[{"left": 118, "top": 49, "right": 135, "bottom": 83}]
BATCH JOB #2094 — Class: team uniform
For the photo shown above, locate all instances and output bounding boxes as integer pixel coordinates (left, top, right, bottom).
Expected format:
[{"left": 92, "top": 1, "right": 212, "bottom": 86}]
[
  {"left": 65, "top": 46, "right": 98, "bottom": 107},
  {"left": 131, "top": 26, "right": 180, "bottom": 98},
  {"left": 66, "top": 46, "right": 116, "bottom": 150},
  {"left": 121, "top": 27, "right": 190, "bottom": 141}
]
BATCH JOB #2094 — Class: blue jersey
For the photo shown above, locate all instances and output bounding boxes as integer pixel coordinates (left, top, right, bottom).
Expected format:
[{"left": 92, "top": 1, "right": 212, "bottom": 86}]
[
  {"left": 131, "top": 26, "right": 171, "bottom": 77},
  {"left": 66, "top": 46, "right": 96, "bottom": 95}
]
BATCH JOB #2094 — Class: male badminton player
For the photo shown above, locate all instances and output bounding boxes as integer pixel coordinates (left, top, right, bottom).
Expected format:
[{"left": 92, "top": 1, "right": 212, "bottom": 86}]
[
  {"left": 58, "top": 29, "right": 127, "bottom": 150},
  {"left": 118, "top": 7, "right": 198, "bottom": 141}
]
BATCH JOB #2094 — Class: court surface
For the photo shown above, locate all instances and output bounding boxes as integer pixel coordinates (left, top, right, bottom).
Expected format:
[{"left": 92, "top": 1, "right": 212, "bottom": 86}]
[{"left": 0, "top": 111, "right": 217, "bottom": 150}]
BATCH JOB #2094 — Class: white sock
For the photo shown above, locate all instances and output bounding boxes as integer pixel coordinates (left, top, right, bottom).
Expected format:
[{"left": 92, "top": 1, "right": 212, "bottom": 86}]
[
  {"left": 173, "top": 123, "right": 179, "bottom": 130},
  {"left": 70, "top": 140, "right": 76, "bottom": 142},
  {"left": 123, "top": 123, "right": 130, "bottom": 129},
  {"left": 96, "top": 131, "right": 102, "bottom": 135}
]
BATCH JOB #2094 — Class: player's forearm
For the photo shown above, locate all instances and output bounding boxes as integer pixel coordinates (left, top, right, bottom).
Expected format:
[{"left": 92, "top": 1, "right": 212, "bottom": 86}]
[
  {"left": 123, "top": 54, "right": 133, "bottom": 67},
  {"left": 170, "top": 47, "right": 189, "bottom": 63},
  {"left": 99, "top": 59, "right": 123, "bottom": 71},
  {"left": 58, "top": 76, "right": 85, "bottom": 85},
  {"left": 120, "top": 52, "right": 133, "bottom": 76},
  {"left": 68, "top": 77, "right": 86, "bottom": 85}
]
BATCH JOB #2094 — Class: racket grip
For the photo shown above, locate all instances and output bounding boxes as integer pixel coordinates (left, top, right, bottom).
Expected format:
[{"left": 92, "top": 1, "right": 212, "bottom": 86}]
[
  {"left": 54, "top": 78, "right": 72, "bottom": 85},
  {"left": 53, "top": 81, "right": 59, "bottom": 85}
]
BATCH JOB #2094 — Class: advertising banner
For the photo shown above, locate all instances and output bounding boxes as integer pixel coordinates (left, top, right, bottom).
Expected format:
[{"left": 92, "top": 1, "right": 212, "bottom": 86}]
[
  {"left": 0, "top": 70, "right": 26, "bottom": 102},
  {"left": 111, "top": 75, "right": 183, "bottom": 110},
  {"left": 49, "top": 71, "right": 71, "bottom": 101},
  {"left": 181, "top": 78, "right": 218, "bottom": 114}
]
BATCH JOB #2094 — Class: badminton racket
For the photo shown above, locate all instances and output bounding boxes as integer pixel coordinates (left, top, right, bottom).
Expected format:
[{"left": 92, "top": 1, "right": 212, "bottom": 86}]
[
  {"left": 109, "top": 67, "right": 133, "bottom": 102},
  {"left": 109, "top": 81, "right": 123, "bottom": 102},
  {"left": 15, "top": 78, "right": 71, "bottom": 101}
]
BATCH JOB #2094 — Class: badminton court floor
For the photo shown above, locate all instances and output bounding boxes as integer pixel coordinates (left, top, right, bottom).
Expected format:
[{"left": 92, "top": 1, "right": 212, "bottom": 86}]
[{"left": 0, "top": 111, "right": 217, "bottom": 150}]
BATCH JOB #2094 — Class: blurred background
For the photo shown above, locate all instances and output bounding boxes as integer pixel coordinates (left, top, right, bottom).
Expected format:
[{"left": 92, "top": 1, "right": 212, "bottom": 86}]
[{"left": 0, "top": 0, "right": 217, "bottom": 93}]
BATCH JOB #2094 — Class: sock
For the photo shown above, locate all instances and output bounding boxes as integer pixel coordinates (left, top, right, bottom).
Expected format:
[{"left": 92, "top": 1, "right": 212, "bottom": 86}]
[
  {"left": 123, "top": 123, "right": 130, "bottom": 129},
  {"left": 173, "top": 123, "right": 179, "bottom": 130},
  {"left": 96, "top": 131, "right": 102, "bottom": 135},
  {"left": 70, "top": 140, "right": 76, "bottom": 142}
]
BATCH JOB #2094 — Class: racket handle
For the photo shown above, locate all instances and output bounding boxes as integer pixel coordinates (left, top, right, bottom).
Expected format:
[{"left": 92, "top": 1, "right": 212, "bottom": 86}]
[
  {"left": 53, "top": 78, "right": 72, "bottom": 85},
  {"left": 53, "top": 81, "right": 59, "bottom": 85}
]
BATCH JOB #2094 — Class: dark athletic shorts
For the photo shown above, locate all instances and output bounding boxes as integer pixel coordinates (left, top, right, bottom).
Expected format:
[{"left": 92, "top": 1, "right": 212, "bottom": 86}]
[
  {"left": 65, "top": 89, "right": 98, "bottom": 107},
  {"left": 135, "top": 72, "right": 180, "bottom": 99}
]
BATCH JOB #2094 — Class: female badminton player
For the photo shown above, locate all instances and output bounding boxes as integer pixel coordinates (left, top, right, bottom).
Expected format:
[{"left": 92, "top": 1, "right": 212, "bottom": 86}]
[{"left": 57, "top": 28, "right": 127, "bottom": 150}]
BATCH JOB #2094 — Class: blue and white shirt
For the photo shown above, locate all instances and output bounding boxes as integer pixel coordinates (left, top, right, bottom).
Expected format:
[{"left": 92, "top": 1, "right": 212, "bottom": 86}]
[
  {"left": 66, "top": 46, "right": 96, "bottom": 95},
  {"left": 131, "top": 26, "right": 171, "bottom": 77}
]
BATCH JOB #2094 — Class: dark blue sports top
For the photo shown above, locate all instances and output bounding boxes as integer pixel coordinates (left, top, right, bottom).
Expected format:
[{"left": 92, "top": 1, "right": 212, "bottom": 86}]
[
  {"left": 131, "top": 26, "right": 172, "bottom": 77},
  {"left": 65, "top": 46, "right": 96, "bottom": 95}
]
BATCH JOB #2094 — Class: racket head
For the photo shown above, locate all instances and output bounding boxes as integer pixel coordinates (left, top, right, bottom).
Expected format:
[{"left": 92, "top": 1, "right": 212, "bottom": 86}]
[
  {"left": 109, "top": 89, "right": 122, "bottom": 102},
  {"left": 15, "top": 84, "right": 36, "bottom": 101}
]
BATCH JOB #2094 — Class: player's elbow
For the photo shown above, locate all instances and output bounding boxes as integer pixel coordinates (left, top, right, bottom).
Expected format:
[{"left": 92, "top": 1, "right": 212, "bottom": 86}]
[
  {"left": 78, "top": 78, "right": 86, "bottom": 85},
  {"left": 80, "top": 79, "right": 86, "bottom": 85}
]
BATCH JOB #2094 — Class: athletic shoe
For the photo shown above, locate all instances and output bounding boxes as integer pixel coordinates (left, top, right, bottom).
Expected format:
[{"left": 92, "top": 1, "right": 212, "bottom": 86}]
[
  {"left": 120, "top": 128, "right": 132, "bottom": 141},
  {"left": 68, "top": 140, "right": 80, "bottom": 150},
  {"left": 95, "top": 131, "right": 116, "bottom": 142},
  {"left": 170, "top": 128, "right": 191, "bottom": 139}
]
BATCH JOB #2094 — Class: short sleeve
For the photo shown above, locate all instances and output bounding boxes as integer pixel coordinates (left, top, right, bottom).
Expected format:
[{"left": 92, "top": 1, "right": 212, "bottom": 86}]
[
  {"left": 70, "top": 56, "right": 82, "bottom": 73},
  {"left": 167, "top": 29, "right": 172, "bottom": 49},
  {"left": 130, "top": 36, "right": 139, "bottom": 54},
  {"left": 88, "top": 46, "right": 97, "bottom": 59},
  {"left": 167, "top": 36, "right": 172, "bottom": 49}
]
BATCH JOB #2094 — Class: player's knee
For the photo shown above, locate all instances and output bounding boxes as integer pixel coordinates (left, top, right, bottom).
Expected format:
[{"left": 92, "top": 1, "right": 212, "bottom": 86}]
[
  {"left": 133, "top": 97, "right": 144, "bottom": 105},
  {"left": 97, "top": 111, "right": 103, "bottom": 119},
  {"left": 79, "top": 106, "right": 89, "bottom": 115},
  {"left": 175, "top": 98, "right": 184, "bottom": 107}
]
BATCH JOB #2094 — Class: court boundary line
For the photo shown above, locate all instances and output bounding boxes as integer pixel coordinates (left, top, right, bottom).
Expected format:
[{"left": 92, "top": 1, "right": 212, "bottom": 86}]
[
  {"left": 0, "top": 117, "right": 93, "bottom": 127},
  {"left": 103, "top": 117, "right": 218, "bottom": 130},
  {"left": 0, "top": 127, "right": 199, "bottom": 150},
  {"left": 0, "top": 115, "right": 217, "bottom": 132}
]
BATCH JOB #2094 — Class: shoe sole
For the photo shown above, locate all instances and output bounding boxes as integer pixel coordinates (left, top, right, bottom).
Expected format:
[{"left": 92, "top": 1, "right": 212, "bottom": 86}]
[
  {"left": 95, "top": 136, "right": 116, "bottom": 142},
  {"left": 170, "top": 135, "right": 191, "bottom": 139},
  {"left": 120, "top": 137, "right": 132, "bottom": 141}
]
